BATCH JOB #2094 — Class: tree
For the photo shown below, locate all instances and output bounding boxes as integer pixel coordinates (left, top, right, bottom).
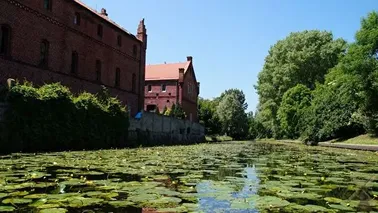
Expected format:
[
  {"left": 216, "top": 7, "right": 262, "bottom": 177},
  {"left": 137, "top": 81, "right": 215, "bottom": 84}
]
[
  {"left": 216, "top": 93, "right": 248, "bottom": 139},
  {"left": 277, "top": 84, "right": 312, "bottom": 139},
  {"left": 255, "top": 30, "right": 347, "bottom": 138},
  {"left": 173, "top": 103, "right": 186, "bottom": 119},
  {"left": 162, "top": 106, "right": 168, "bottom": 115},
  {"left": 217, "top": 89, "right": 248, "bottom": 110},
  {"left": 198, "top": 97, "right": 221, "bottom": 135},
  {"left": 332, "top": 11, "right": 378, "bottom": 134}
]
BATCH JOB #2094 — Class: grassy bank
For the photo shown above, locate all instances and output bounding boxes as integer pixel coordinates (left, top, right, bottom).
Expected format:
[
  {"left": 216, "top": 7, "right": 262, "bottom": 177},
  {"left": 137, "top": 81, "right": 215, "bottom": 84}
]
[{"left": 326, "top": 134, "right": 378, "bottom": 145}]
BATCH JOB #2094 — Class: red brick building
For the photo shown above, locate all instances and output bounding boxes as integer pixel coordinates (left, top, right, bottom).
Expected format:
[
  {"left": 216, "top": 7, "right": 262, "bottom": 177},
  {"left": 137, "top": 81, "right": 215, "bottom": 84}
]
[
  {"left": 0, "top": 0, "right": 147, "bottom": 116},
  {"left": 145, "top": 56, "right": 200, "bottom": 122}
]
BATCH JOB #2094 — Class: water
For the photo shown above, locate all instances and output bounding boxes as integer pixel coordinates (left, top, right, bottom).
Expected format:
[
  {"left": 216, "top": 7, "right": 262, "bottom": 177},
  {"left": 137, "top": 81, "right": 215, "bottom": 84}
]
[{"left": 0, "top": 141, "right": 377, "bottom": 212}]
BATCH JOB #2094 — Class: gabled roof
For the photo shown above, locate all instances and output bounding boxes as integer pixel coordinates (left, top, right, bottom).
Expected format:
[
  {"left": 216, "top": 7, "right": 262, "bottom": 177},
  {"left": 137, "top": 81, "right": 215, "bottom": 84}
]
[
  {"left": 145, "top": 61, "right": 191, "bottom": 81},
  {"left": 73, "top": 0, "right": 141, "bottom": 42}
]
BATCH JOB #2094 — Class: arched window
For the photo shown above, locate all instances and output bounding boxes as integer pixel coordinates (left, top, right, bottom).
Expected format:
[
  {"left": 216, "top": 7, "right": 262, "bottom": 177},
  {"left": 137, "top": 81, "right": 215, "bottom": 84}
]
[
  {"left": 44, "top": 0, "right": 52, "bottom": 11},
  {"left": 74, "top": 12, "right": 81, "bottom": 26},
  {"left": 132, "top": 73, "right": 136, "bottom": 92},
  {"left": 95, "top": 60, "right": 101, "bottom": 82},
  {"left": 117, "top": 35, "right": 122, "bottom": 47},
  {"left": 97, "top": 24, "right": 103, "bottom": 38},
  {"left": 133, "top": 45, "right": 138, "bottom": 57},
  {"left": 40, "top": 39, "right": 49, "bottom": 67},
  {"left": 0, "top": 25, "right": 11, "bottom": 56},
  {"left": 115, "top": 68, "right": 121, "bottom": 87},
  {"left": 71, "top": 51, "right": 78, "bottom": 74}
]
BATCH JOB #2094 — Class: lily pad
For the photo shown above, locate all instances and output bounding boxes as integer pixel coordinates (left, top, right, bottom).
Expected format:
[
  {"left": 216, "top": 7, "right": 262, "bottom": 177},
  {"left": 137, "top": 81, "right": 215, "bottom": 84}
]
[
  {"left": 2, "top": 198, "right": 33, "bottom": 204},
  {"left": 39, "top": 208, "right": 68, "bottom": 213},
  {"left": 0, "top": 206, "right": 15, "bottom": 212}
]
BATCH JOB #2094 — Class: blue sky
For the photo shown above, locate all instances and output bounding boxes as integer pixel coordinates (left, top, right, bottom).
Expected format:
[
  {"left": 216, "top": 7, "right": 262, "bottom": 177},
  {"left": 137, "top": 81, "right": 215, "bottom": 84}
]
[{"left": 82, "top": 0, "right": 378, "bottom": 112}]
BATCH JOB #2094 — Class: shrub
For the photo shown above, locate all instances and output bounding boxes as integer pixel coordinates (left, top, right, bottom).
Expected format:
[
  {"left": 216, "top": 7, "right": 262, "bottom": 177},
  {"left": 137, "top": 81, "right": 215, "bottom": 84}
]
[{"left": 0, "top": 82, "right": 129, "bottom": 154}]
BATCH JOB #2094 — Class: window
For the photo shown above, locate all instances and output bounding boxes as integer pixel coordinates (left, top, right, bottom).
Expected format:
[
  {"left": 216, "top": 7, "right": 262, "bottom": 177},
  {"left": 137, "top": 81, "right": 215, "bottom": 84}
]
[
  {"left": 132, "top": 73, "right": 136, "bottom": 92},
  {"left": 97, "top": 24, "right": 103, "bottom": 38},
  {"left": 161, "top": 84, "right": 166, "bottom": 92},
  {"left": 74, "top": 13, "right": 81, "bottom": 26},
  {"left": 40, "top": 40, "right": 49, "bottom": 67},
  {"left": 133, "top": 45, "right": 137, "bottom": 56},
  {"left": 95, "top": 60, "right": 101, "bottom": 82},
  {"left": 115, "top": 68, "right": 121, "bottom": 87},
  {"left": 147, "top": 85, "right": 152, "bottom": 92},
  {"left": 0, "top": 25, "right": 11, "bottom": 56},
  {"left": 117, "top": 35, "right": 122, "bottom": 47},
  {"left": 71, "top": 51, "right": 78, "bottom": 74},
  {"left": 44, "top": 0, "right": 52, "bottom": 11}
]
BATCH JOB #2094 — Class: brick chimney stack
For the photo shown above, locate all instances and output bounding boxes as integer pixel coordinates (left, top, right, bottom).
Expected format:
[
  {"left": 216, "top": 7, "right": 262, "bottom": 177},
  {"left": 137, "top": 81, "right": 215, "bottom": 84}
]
[
  {"left": 100, "top": 8, "right": 108, "bottom": 17},
  {"left": 137, "top": 18, "right": 148, "bottom": 49},
  {"left": 187, "top": 56, "right": 193, "bottom": 62}
]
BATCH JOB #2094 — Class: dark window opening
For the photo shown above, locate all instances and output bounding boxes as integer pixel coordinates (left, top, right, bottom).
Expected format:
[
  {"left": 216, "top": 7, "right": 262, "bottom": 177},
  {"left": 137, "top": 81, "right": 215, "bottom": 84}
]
[
  {"left": 161, "top": 84, "right": 166, "bottom": 92},
  {"left": 132, "top": 73, "right": 136, "bottom": 92},
  {"left": 147, "top": 85, "right": 152, "bottom": 92},
  {"left": 74, "top": 13, "right": 81, "bottom": 25},
  {"left": 115, "top": 68, "right": 121, "bottom": 87},
  {"left": 167, "top": 100, "right": 170, "bottom": 103},
  {"left": 97, "top": 24, "right": 103, "bottom": 38},
  {"left": 71, "top": 51, "right": 79, "bottom": 74},
  {"left": 133, "top": 45, "right": 137, "bottom": 56},
  {"left": 40, "top": 39, "right": 49, "bottom": 67},
  {"left": 0, "top": 25, "right": 11, "bottom": 56},
  {"left": 117, "top": 35, "right": 122, "bottom": 47},
  {"left": 146, "top": 104, "right": 157, "bottom": 112},
  {"left": 44, "top": 0, "right": 52, "bottom": 11},
  {"left": 95, "top": 60, "right": 101, "bottom": 82}
]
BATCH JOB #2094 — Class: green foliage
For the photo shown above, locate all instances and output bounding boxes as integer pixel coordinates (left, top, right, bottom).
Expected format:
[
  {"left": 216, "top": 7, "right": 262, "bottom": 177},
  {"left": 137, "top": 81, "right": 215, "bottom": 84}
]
[
  {"left": 255, "top": 30, "right": 347, "bottom": 138},
  {"left": 162, "top": 106, "right": 168, "bottom": 115},
  {"left": 277, "top": 84, "right": 312, "bottom": 139},
  {"left": 216, "top": 93, "right": 248, "bottom": 140},
  {"left": 164, "top": 103, "right": 186, "bottom": 119},
  {"left": 217, "top": 89, "right": 248, "bottom": 110},
  {"left": 1, "top": 82, "right": 129, "bottom": 154},
  {"left": 198, "top": 97, "right": 222, "bottom": 135}
]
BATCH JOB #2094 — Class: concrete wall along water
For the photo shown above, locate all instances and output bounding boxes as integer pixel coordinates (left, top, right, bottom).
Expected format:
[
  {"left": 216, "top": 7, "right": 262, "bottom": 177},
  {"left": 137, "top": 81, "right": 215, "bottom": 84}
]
[{"left": 128, "top": 112, "right": 205, "bottom": 145}]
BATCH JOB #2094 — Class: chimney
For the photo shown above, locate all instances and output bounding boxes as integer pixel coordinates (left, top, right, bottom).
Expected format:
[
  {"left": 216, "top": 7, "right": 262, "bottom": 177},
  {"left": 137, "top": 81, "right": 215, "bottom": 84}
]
[
  {"left": 179, "top": 68, "right": 185, "bottom": 83},
  {"left": 100, "top": 8, "right": 108, "bottom": 17},
  {"left": 187, "top": 56, "right": 193, "bottom": 62}
]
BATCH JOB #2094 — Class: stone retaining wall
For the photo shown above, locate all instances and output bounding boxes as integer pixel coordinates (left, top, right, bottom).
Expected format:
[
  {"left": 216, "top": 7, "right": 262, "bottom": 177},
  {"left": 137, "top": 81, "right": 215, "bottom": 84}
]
[
  {"left": 0, "top": 102, "right": 8, "bottom": 123},
  {"left": 128, "top": 112, "right": 205, "bottom": 146}
]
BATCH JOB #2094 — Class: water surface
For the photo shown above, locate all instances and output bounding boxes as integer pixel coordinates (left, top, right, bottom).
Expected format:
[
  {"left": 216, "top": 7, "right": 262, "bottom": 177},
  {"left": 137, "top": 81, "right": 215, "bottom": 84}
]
[{"left": 0, "top": 141, "right": 377, "bottom": 212}]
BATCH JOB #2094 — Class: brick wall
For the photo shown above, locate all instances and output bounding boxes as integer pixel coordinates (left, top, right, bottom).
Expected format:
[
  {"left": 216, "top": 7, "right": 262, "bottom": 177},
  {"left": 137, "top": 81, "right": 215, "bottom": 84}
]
[
  {"left": 0, "top": 0, "right": 147, "bottom": 115},
  {"left": 144, "top": 80, "right": 178, "bottom": 112}
]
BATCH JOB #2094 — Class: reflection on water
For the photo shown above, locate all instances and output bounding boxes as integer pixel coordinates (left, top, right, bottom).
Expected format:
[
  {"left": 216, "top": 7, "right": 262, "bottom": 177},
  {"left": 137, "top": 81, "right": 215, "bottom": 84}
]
[
  {"left": 197, "top": 166, "right": 260, "bottom": 212},
  {"left": 0, "top": 141, "right": 378, "bottom": 212}
]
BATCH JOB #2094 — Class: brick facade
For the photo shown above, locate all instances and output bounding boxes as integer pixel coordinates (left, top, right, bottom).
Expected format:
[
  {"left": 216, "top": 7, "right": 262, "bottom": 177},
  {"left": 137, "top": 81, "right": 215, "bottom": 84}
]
[
  {"left": 145, "top": 57, "right": 200, "bottom": 122},
  {"left": 0, "top": 0, "right": 147, "bottom": 116}
]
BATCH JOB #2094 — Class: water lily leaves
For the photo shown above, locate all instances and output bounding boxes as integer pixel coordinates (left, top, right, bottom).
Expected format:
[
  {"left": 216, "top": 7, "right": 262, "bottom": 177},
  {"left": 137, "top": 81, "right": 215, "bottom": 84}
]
[
  {"left": 2, "top": 197, "right": 33, "bottom": 204},
  {"left": 0, "top": 193, "right": 8, "bottom": 199},
  {"left": 0, "top": 206, "right": 15, "bottom": 212},
  {"left": 127, "top": 193, "right": 161, "bottom": 204},
  {"left": 149, "top": 197, "right": 182, "bottom": 206},
  {"left": 39, "top": 208, "right": 68, "bottom": 213},
  {"left": 84, "top": 191, "right": 119, "bottom": 200},
  {"left": 61, "top": 197, "right": 104, "bottom": 208},
  {"left": 108, "top": 200, "right": 134, "bottom": 208},
  {"left": 24, "top": 194, "right": 48, "bottom": 199}
]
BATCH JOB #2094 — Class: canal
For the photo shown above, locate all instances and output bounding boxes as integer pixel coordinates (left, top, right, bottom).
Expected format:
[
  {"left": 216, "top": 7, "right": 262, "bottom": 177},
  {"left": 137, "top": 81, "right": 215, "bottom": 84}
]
[{"left": 0, "top": 141, "right": 377, "bottom": 212}]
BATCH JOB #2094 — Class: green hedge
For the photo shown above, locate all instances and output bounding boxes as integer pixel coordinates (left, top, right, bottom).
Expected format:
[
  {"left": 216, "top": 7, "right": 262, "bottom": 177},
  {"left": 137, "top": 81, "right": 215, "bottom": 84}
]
[{"left": 0, "top": 82, "right": 129, "bottom": 154}]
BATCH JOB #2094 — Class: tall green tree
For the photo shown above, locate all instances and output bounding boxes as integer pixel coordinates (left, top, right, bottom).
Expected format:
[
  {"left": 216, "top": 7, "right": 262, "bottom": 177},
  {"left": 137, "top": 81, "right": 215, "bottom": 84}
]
[
  {"left": 255, "top": 30, "right": 347, "bottom": 138},
  {"left": 198, "top": 97, "right": 221, "bottom": 135},
  {"left": 217, "top": 89, "right": 248, "bottom": 110},
  {"left": 332, "top": 11, "right": 378, "bottom": 133},
  {"left": 277, "top": 84, "right": 312, "bottom": 139},
  {"left": 216, "top": 93, "right": 248, "bottom": 139}
]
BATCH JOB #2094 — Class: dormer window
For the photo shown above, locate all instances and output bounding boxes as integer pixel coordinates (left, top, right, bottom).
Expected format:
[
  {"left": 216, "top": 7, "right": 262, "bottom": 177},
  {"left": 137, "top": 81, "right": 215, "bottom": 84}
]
[{"left": 161, "top": 84, "right": 166, "bottom": 92}]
